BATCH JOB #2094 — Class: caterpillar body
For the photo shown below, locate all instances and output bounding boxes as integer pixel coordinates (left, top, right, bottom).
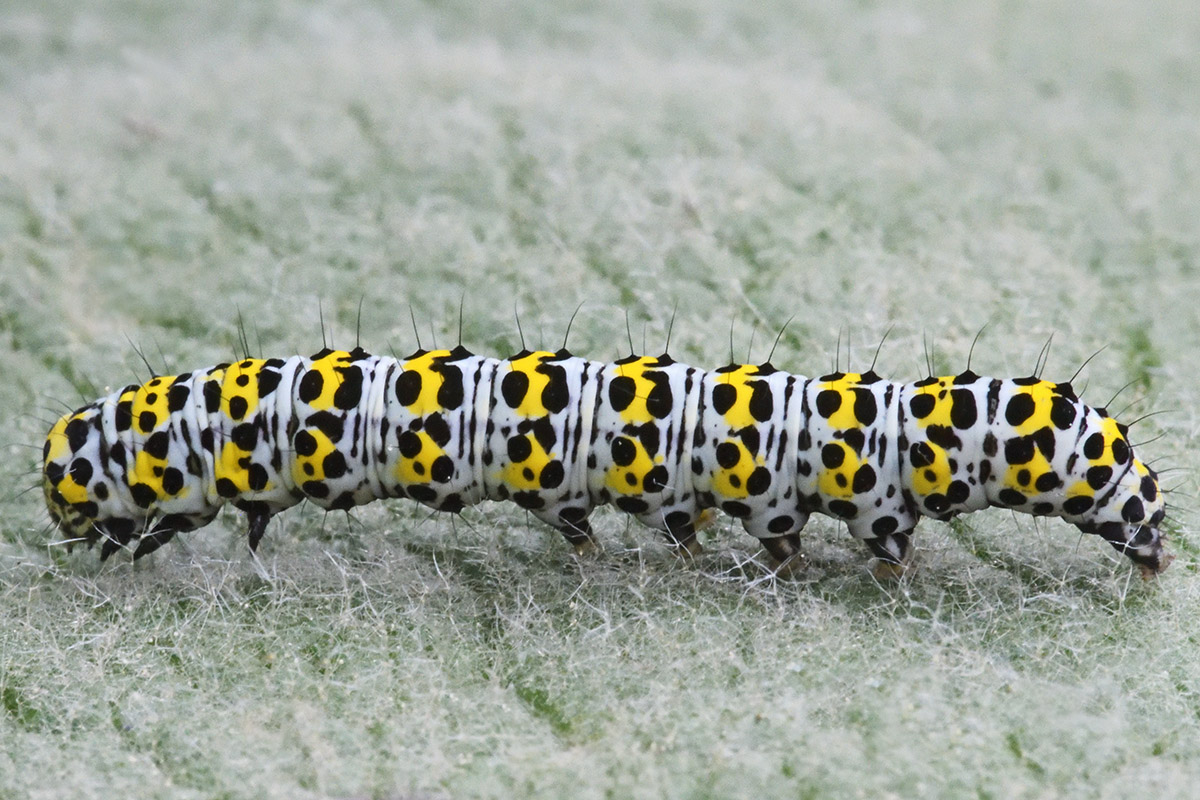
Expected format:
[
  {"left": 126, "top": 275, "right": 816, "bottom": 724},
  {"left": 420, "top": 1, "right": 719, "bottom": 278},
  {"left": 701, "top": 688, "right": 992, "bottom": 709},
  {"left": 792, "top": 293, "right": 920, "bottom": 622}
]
[{"left": 42, "top": 345, "right": 1170, "bottom": 576}]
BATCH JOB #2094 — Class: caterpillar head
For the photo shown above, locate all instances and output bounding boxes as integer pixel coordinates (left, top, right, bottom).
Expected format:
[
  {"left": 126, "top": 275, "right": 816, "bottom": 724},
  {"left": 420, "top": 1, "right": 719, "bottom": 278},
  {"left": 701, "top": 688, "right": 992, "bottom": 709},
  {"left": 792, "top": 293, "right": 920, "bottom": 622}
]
[{"left": 1078, "top": 458, "right": 1169, "bottom": 578}]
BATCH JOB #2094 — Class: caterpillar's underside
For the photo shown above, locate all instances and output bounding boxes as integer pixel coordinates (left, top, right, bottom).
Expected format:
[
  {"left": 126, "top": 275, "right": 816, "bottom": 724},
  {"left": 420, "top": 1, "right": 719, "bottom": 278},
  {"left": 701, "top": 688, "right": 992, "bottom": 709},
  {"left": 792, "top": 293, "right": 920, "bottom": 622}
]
[{"left": 42, "top": 346, "right": 1171, "bottom": 577}]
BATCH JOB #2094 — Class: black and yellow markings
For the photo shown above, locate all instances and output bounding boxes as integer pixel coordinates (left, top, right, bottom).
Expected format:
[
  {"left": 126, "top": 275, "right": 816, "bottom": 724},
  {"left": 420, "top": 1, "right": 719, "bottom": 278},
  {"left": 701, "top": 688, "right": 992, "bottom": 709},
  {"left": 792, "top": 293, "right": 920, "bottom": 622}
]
[
  {"left": 904, "top": 374, "right": 981, "bottom": 512},
  {"left": 813, "top": 372, "right": 878, "bottom": 431},
  {"left": 1061, "top": 415, "right": 1130, "bottom": 517},
  {"left": 606, "top": 433, "right": 666, "bottom": 500},
  {"left": 490, "top": 351, "right": 573, "bottom": 497},
  {"left": 390, "top": 349, "right": 472, "bottom": 497},
  {"left": 43, "top": 411, "right": 94, "bottom": 509},
  {"left": 996, "top": 379, "right": 1077, "bottom": 508},
  {"left": 709, "top": 364, "right": 775, "bottom": 428},
  {"left": 607, "top": 356, "right": 673, "bottom": 425},
  {"left": 124, "top": 376, "right": 189, "bottom": 509},
  {"left": 817, "top": 439, "right": 873, "bottom": 519},
  {"left": 811, "top": 373, "right": 879, "bottom": 518},
  {"left": 708, "top": 365, "right": 776, "bottom": 496}
]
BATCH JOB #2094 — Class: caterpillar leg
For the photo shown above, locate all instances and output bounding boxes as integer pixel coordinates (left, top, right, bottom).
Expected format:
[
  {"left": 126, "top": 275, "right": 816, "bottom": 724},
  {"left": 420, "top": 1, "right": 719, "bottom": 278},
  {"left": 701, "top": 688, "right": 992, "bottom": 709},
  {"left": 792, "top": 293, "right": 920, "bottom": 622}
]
[
  {"left": 864, "top": 528, "right": 913, "bottom": 580},
  {"left": 648, "top": 509, "right": 708, "bottom": 558},
  {"left": 555, "top": 507, "right": 600, "bottom": 556},
  {"left": 760, "top": 533, "right": 807, "bottom": 577},
  {"left": 246, "top": 508, "right": 273, "bottom": 553},
  {"left": 1084, "top": 522, "right": 1173, "bottom": 579}
]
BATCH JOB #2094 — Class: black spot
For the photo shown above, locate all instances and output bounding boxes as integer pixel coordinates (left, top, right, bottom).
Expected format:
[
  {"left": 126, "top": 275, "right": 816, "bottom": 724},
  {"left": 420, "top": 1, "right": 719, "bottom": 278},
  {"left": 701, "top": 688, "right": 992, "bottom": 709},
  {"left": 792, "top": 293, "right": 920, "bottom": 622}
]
[
  {"left": 537, "top": 460, "right": 563, "bottom": 489},
  {"left": 852, "top": 465, "right": 877, "bottom": 494},
  {"left": 398, "top": 431, "right": 423, "bottom": 458},
  {"left": 827, "top": 499, "right": 857, "bottom": 519},
  {"left": 323, "top": 450, "right": 348, "bottom": 479},
  {"left": 395, "top": 371, "right": 422, "bottom": 406},
  {"left": 162, "top": 467, "right": 185, "bottom": 495},
  {"left": 138, "top": 410, "right": 159, "bottom": 433},
  {"left": 816, "top": 390, "right": 842, "bottom": 419},
  {"left": 926, "top": 425, "right": 960, "bottom": 451},
  {"left": 1005, "top": 393, "right": 1035, "bottom": 426},
  {"left": 909, "top": 393, "right": 935, "bottom": 419},
  {"left": 1016, "top": 469, "right": 1031, "bottom": 486},
  {"left": 231, "top": 423, "right": 258, "bottom": 451},
  {"left": 748, "top": 381, "right": 774, "bottom": 422},
  {"left": 798, "top": 429, "right": 811, "bottom": 450},
  {"left": 924, "top": 494, "right": 950, "bottom": 514},
  {"left": 508, "top": 435, "right": 532, "bottom": 463},
  {"left": 333, "top": 367, "right": 364, "bottom": 410},
  {"left": 540, "top": 365, "right": 570, "bottom": 414},
  {"left": 608, "top": 376, "right": 637, "bottom": 412},
  {"left": 1141, "top": 475, "right": 1158, "bottom": 502},
  {"left": 611, "top": 437, "right": 637, "bottom": 467},
  {"left": 872, "top": 516, "right": 898, "bottom": 536},
  {"left": 1086, "top": 465, "right": 1112, "bottom": 489},
  {"left": 821, "top": 444, "right": 845, "bottom": 469},
  {"left": 203, "top": 380, "right": 222, "bottom": 413},
  {"left": 1050, "top": 396, "right": 1077, "bottom": 430},
  {"left": 691, "top": 457, "right": 704, "bottom": 475},
  {"left": 247, "top": 464, "right": 269, "bottom": 491},
  {"left": 216, "top": 478, "right": 239, "bottom": 499},
  {"left": 716, "top": 442, "right": 742, "bottom": 469},
  {"left": 636, "top": 423, "right": 660, "bottom": 456},
  {"left": 431, "top": 455, "right": 455, "bottom": 483},
  {"left": 998, "top": 488, "right": 1026, "bottom": 507},
  {"left": 1082, "top": 432, "right": 1105, "bottom": 460},
  {"left": 68, "top": 458, "right": 93, "bottom": 487},
  {"left": 167, "top": 384, "right": 191, "bottom": 412},
  {"left": 853, "top": 389, "right": 877, "bottom": 425},
  {"left": 93, "top": 482, "right": 109, "bottom": 500},
  {"left": 1032, "top": 502, "right": 1054, "bottom": 515},
  {"left": 949, "top": 389, "right": 977, "bottom": 429},
  {"left": 1004, "top": 436, "right": 1034, "bottom": 465},
  {"left": 227, "top": 395, "right": 249, "bottom": 421},
  {"left": 1111, "top": 438, "right": 1130, "bottom": 465},
  {"left": 501, "top": 370, "right": 530, "bottom": 409},
  {"left": 294, "top": 430, "right": 318, "bottom": 457},
  {"left": 114, "top": 401, "right": 133, "bottom": 432},
  {"left": 298, "top": 370, "right": 324, "bottom": 404},
  {"left": 531, "top": 417, "right": 557, "bottom": 452},
  {"left": 644, "top": 465, "right": 669, "bottom": 493},
  {"left": 1035, "top": 472, "right": 1061, "bottom": 493},
  {"left": 424, "top": 414, "right": 452, "bottom": 447},
  {"left": 197, "top": 430, "right": 213, "bottom": 454},
  {"left": 711, "top": 383, "right": 737, "bottom": 415},
  {"left": 747, "top": 467, "right": 772, "bottom": 496},
  {"left": 947, "top": 480, "right": 970, "bottom": 504},
  {"left": 1122, "top": 496, "right": 1145, "bottom": 523},
  {"left": 143, "top": 431, "right": 170, "bottom": 459},
  {"left": 909, "top": 442, "right": 935, "bottom": 468},
  {"left": 436, "top": 366, "right": 465, "bottom": 409},
  {"left": 722, "top": 501, "right": 751, "bottom": 518},
  {"left": 646, "top": 375, "right": 674, "bottom": 419},
  {"left": 616, "top": 497, "right": 649, "bottom": 514},
  {"left": 982, "top": 433, "right": 998, "bottom": 458},
  {"left": 257, "top": 368, "right": 282, "bottom": 398},
  {"left": 767, "top": 515, "right": 794, "bottom": 534},
  {"left": 307, "top": 411, "right": 344, "bottom": 442}
]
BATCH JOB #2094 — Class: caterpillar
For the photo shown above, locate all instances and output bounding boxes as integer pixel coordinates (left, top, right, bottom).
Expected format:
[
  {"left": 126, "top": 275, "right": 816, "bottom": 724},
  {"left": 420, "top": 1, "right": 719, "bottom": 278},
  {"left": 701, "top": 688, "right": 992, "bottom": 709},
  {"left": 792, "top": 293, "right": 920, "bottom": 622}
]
[{"left": 41, "top": 343, "right": 1171, "bottom": 577}]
